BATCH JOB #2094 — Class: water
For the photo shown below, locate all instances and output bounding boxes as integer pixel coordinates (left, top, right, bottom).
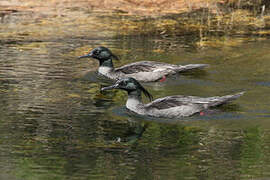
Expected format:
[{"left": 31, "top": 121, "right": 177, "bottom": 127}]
[{"left": 1, "top": 10, "right": 270, "bottom": 180}]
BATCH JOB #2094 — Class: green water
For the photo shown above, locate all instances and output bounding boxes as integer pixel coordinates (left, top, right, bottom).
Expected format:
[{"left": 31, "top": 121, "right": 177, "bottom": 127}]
[{"left": 1, "top": 11, "right": 270, "bottom": 180}]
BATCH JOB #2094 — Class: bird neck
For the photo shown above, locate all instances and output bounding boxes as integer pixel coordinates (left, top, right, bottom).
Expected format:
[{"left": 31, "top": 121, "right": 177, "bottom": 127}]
[
  {"left": 126, "top": 89, "right": 143, "bottom": 110},
  {"left": 99, "top": 58, "right": 114, "bottom": 69},
  {"left": 98, "top": 59, "right": 114, "bottom": 75}
]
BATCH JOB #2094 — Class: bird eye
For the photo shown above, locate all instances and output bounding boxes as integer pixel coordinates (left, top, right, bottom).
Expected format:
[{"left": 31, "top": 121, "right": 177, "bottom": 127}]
[
  {"left": 120, "top": 81, "right": 127, "bottom": 86},
  {"left": 94, "top": 50, "right": 100, "bottom": 55}
]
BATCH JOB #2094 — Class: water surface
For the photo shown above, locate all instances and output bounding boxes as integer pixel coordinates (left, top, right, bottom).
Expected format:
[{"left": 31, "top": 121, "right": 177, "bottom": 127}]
[{"left": 1, "top": 11, "right": 270, "bottom": 180}]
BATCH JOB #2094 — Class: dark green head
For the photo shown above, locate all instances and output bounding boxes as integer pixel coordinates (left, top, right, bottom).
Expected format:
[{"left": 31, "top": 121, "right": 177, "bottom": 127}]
[
  {"left": 78, "top": 46, "right": 119, "bottom": 65},
  {"left": 101, "top": 77, "right": 153, "bottom": 101}
]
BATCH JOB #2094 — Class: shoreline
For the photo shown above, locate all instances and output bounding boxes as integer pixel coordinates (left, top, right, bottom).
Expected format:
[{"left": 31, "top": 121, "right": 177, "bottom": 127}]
[{"left": 1, "top": 0, "right": 270, "bottom": 48}]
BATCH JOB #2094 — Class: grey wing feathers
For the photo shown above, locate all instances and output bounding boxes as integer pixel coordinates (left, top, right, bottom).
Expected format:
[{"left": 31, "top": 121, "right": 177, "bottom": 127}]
[
  {"left": 145, "top": 96, "right": 188, "bottom": 110},
  {"left": 145, "top": 92, "right": 244, "bottom": 110},
  {"left": 177, "top": 64, "right": 209, "bottom": 71},
  {"left": 206, "top": 91, "right": 245, "bottom": 107},
  {"left": 115, "top": 61, "right": 208, "bottom": 74},
  {"left": 115, "top": 61, "right": 166, "bottom": 74}
]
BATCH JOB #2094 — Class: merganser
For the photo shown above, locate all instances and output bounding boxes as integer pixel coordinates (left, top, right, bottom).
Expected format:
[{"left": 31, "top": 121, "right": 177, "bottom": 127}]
[
  {"left": 101, "top": 77, "right": 244, "bottom": 118},
  {"left": 79, "top": 46, "right": 208, "bottom": 82}
]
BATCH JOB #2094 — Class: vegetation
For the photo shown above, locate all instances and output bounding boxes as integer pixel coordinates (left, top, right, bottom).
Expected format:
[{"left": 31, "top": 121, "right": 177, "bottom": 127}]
[{"left": 1, "top": 0, "right": 270, "bottom": 48}]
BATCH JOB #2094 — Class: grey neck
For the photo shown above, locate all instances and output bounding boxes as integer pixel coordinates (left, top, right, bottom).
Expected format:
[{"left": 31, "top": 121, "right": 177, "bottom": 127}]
[{"left": 126, "top": 90, "right": 144, "bottom": 112}]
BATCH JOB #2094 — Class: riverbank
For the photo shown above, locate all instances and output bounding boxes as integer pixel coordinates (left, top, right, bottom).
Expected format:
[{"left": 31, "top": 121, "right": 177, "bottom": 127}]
[{"left": 1, "top": 0, "right": 270, "bottom": 48}]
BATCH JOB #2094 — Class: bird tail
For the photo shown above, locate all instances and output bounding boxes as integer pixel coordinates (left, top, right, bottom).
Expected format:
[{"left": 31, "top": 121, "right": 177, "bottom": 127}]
[
  {"left": 177, "top": 64, "right": 209, "bottom": 72},
  {"left": 208, "top": 92, "right": 245, "bottom": 107}
]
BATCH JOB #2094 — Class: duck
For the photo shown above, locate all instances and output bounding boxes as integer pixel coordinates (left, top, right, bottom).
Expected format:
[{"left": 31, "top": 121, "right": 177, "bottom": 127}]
[
  {"left": 101, "top": 77, "right": 245, "bottom": 118},
  {"left": 79, "top": 46, "right": 208, "bottom": 82}
]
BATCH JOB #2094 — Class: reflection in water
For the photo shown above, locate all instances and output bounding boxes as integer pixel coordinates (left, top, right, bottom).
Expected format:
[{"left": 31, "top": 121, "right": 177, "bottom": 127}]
[{"left": 0, "top": 33, "right": 270, "bottom": 179}]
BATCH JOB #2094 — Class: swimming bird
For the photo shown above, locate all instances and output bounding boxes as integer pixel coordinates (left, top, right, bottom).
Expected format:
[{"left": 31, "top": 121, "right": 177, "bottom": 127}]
[
  {"left": 101, "top": 77, "right": 244, "bottom": 118},
  {"left": 79, "top": 46, "right": 208, "bottom": 82}
]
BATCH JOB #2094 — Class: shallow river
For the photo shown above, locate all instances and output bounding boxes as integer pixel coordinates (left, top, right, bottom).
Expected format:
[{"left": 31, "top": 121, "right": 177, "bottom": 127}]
[{"left": 1, "top": 11, "right": 270, "bottom": 180}]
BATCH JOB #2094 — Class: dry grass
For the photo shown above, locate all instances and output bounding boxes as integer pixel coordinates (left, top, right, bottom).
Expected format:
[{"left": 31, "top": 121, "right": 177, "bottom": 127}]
[{"left": 1, "top": 0, "right": 270, "bottom": 48}]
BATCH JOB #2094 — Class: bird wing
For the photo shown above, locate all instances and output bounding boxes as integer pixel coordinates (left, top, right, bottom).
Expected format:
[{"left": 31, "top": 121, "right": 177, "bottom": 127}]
[
  {"left": 145, "top": 92, "right": 244, "bottom": 110},
  {"left": 145, "top": 96, "right": 198, "bottom": 110},
  {"left": 115, "top": 61, "right": 208, "bottom": 75},
  {"left": 115, "top": 61, "right": 172, "bottom": 74}
]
